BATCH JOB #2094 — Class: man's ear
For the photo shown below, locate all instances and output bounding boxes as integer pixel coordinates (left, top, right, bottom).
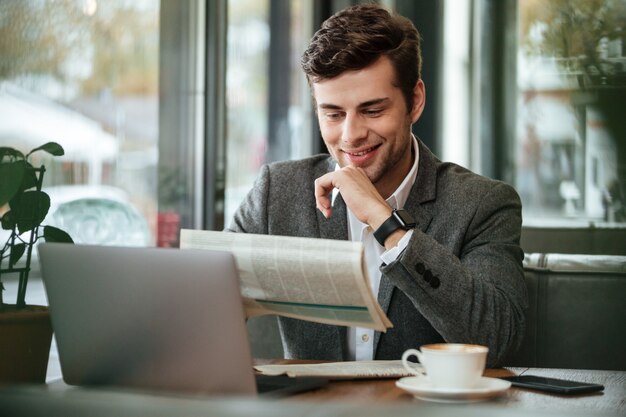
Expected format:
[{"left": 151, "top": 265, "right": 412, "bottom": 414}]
[{"left": 410, "top": 79, "right": 426, "bottom": 124}]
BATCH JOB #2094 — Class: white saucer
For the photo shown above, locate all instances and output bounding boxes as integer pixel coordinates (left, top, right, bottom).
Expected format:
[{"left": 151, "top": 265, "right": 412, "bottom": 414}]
[{"left": 396, "top": 376, "right": 511, "bottom": 403}]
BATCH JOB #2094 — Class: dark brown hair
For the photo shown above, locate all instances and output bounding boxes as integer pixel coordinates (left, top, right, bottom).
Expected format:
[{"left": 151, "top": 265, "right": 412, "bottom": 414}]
[{"left": 301, "top": 4, "right": 422, "bottom": 112}]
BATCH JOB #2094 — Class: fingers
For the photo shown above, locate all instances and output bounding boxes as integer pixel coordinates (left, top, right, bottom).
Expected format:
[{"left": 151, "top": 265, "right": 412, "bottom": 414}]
[
  {"left": 314, "top": 167, "right": 388, "bottom": 223},
  {"left": 314, "top": 172, "right": 335, "bottom": 218}
]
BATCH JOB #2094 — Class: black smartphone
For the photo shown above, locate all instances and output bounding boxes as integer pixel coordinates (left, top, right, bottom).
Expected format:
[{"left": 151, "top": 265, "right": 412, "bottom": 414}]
[{"left": 501, "top": 375, "right": 604, "bottom": 395}]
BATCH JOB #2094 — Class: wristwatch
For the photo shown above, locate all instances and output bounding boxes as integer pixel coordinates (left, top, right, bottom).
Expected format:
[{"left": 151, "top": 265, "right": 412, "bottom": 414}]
[{"left": 373, "top": 209, "right": 416, "bottom": 246}]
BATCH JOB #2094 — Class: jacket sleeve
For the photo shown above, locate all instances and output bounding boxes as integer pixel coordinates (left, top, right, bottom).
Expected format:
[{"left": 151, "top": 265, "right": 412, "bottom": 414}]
[{"left": 381, "top": 182, "right": 527, "bottom": 367}]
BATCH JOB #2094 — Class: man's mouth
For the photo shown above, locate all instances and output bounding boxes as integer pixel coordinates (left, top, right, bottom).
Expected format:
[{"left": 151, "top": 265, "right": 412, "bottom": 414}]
[
  {"left": 343, "top": 144, "right": 381, "bottom": 156},
  {"left": 341, "top": 144, "right": 382, "bottom": 164}
]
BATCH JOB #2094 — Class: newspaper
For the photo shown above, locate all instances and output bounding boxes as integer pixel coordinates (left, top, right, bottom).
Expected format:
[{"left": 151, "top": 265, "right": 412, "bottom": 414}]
[
  {"left": 254, "top": 360, "right": 418, "bottom": 379},
  {"left": 180, "top": 229, "right": 392, "bottom": 332}
]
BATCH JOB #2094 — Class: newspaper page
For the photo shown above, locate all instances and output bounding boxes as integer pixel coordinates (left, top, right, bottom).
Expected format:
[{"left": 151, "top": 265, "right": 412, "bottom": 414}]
[
  {"left": 180, "top": 229, "right": 392, "bottom": 331},
  {"left": 254, "top": 360, "right": 418, "bottom": 379}
]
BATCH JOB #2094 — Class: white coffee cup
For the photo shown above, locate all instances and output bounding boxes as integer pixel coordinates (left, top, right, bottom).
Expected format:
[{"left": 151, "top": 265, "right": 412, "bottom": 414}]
[{"left": 401, "top": 343, "right": 488, "bottom": 389}]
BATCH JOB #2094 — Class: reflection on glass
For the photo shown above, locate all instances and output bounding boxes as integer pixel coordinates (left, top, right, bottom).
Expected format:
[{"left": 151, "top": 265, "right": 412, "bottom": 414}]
[
  {"left": 516, "top": 0, "right": 626, "bottom": 224},
  {"left": 0, "top": 0, "right": 160, "bottom": 244}
]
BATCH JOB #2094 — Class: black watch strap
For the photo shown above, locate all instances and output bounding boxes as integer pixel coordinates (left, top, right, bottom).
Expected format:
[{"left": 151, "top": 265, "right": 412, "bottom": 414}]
[{"left": 373, "top": 209, "right": 416, "bottom": 246}]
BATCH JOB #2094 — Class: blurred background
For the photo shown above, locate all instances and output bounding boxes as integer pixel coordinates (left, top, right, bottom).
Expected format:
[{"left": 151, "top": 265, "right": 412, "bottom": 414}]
[{"left": 1, "top": 0, "right": 625, "bottom": 254}]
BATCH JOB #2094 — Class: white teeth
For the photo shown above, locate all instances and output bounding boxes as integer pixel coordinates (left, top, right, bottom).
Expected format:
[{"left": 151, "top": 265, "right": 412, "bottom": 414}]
[{"left": 348, "top": 147, "right": 375, "bottom": 156}]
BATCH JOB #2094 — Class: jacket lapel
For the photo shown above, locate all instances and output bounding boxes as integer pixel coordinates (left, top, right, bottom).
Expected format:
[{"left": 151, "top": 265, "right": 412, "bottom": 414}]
[
  {"left": 317, "top": 193, "right": 348, "bottom": 241},
  {"left": 315, "top": 156, "right": 349, "bottom": 241}
]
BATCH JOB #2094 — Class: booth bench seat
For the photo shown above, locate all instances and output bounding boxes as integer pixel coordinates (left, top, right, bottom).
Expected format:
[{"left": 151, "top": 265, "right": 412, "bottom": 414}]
[{"left": 506, "top": 253, "right": 626, "bottom": 370}]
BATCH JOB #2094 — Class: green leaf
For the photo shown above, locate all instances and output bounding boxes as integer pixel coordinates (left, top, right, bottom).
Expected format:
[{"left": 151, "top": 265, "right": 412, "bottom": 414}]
[
  {"left": 12, "top": 190, "right": 50, "bottom": 234},
  {"left": 19, "top": 164, "right": 39, "bottom": 192},
  {"left": 9, "top": 243, "right": 26, "bottom": 267},
  {"left": 0, "top": 147, "right": 24, "bottom": 161},
  {"left": 27, "top": 142, "right": 64, "bottom": 157},
  {"left": 43, "top": 225, "right": 74, "bottom": 243},
  {"left": 0, "top": 161, "right": 25, "bottom": 206},
  {"left": 1, "top": 210, "right": 16, "bottom": 230}
]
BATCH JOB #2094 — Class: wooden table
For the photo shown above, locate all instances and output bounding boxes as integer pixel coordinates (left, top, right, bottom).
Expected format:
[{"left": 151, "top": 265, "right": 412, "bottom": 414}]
[
  {"left": 255, "top": 359, "right": 626, "bottom": 415},
  {"left": 1, "top": 361, "right": 623, "bottom": 417}
]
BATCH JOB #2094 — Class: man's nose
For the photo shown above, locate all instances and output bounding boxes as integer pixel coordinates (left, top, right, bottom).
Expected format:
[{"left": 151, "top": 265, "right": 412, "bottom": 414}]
[{"left": 341, "top": 113, "right": 367, "bottom": 144}]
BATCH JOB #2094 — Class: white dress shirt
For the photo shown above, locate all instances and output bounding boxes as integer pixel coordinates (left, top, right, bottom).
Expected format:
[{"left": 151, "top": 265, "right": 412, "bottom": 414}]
[{"left": 331, "top": 136, "right": 420, "bottom": 360}]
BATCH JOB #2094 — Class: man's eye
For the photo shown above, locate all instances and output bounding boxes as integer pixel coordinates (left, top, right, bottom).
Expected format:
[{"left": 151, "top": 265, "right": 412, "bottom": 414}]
[
  {"left": 364, "top": 109, "right": 383, "bottom": 117},
  {"left": 325, "top": 112, "right": 343, "bottom": 120}
]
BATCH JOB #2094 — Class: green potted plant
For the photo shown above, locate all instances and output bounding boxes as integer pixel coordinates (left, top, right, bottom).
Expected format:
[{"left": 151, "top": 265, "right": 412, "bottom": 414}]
[{"left": 0, "top": 142, "right": 73, "bottom": 384}]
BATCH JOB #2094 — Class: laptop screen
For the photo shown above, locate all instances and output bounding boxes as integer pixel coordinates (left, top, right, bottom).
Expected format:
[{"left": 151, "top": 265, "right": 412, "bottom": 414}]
[{"left": 38, "top": 243, "right": 257, "bottom": 396}]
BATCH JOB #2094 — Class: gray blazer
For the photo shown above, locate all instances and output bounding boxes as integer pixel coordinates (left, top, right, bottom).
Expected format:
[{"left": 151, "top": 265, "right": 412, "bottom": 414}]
[{"left": 228, "top": 140, "right": 527, "bottom": 366}]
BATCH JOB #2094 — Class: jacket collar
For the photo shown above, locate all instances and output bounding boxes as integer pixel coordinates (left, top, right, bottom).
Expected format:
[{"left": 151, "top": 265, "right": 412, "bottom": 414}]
[{"left": 404, "top": 139, "right": 437, "bottom": 230}]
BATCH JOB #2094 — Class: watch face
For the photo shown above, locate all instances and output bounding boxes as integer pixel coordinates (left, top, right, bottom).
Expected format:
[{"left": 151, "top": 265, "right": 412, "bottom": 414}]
[{"left": 394, "top": 209, "right": 416, "bottom": 227}]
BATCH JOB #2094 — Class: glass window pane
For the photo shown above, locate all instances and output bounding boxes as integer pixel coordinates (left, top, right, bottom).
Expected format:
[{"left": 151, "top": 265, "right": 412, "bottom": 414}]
[
  {"left": 516, "top": 0, "right": 626, "bottom": 225},
  {"left": 0, "top": 0, "right": 160, "bottom": 245},
  {"left": 224, "top": 0, "right": 313, "bottom": 223},
  {"left": 225, "top": 0, "right": 270, "bottom": 221}
]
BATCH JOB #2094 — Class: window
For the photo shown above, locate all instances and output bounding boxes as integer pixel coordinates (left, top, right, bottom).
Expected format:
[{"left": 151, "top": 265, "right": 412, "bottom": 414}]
[
  {"left": 224, "top": 0, "right": 314, "bottom": 224},
  {"left": 0, "top": 0, "right": 160, "bottom": 245},
  {"left": 515, "top": 0, "right": 626, "bottom": 225},
  {"left": 225, "top": 0, "right": 270, "bottom": 221}
]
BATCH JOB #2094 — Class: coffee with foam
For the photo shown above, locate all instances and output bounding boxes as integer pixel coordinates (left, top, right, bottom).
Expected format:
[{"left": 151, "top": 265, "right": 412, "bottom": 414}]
[{"left": 402, "top": 343, "right": 488, "bottom": 389}]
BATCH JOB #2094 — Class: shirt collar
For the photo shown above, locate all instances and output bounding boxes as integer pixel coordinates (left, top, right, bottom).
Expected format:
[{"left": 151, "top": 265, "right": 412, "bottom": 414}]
[{"left": 331, "top": 134, "right": 420, "bottom": 209}]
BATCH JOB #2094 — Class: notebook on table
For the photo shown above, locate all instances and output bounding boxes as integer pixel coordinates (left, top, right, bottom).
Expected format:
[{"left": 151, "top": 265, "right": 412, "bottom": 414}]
[{"left": 38, "top": 243, "right": 326, "bottom": 397}]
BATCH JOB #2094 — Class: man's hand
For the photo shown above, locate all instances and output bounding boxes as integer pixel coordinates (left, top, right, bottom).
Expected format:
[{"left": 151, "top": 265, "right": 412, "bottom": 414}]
[{"left": 314, "top": 166, "right": 392, "bottom": 230}]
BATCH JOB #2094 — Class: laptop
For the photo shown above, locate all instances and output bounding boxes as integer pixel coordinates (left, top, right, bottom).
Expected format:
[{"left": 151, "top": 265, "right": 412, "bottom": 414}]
[{"left": 38, "top": 243, "right": 326, "bottom": 397}]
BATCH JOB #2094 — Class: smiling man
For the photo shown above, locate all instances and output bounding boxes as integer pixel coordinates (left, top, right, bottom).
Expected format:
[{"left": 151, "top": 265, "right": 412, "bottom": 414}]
[{"left": 228, "top": 4, "right": 527, "bottom": 367}]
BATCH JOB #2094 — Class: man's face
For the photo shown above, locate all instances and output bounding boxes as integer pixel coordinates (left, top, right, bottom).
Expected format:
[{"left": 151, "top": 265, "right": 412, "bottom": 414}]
[{"left": 312, "top": 56, "right": 425, "bottom": 197}]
